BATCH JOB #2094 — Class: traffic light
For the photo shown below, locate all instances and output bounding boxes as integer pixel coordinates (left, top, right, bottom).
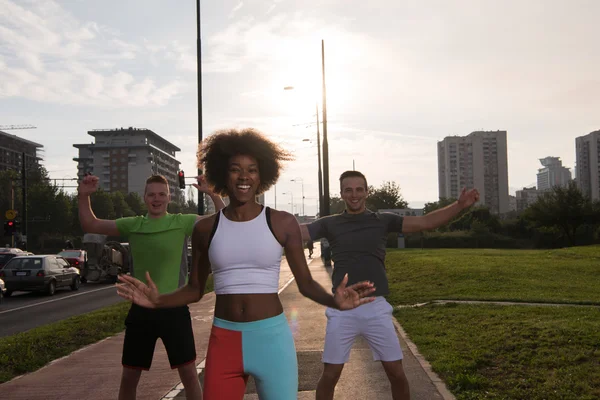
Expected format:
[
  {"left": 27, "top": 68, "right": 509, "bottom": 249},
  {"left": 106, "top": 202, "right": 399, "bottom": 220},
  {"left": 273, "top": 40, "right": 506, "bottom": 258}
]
[
  {"left": 3, "top": 220, "right": 16, "bottom": 236},
  {"left": 178, "top": 170, "right": 185, "bottom": 189}
]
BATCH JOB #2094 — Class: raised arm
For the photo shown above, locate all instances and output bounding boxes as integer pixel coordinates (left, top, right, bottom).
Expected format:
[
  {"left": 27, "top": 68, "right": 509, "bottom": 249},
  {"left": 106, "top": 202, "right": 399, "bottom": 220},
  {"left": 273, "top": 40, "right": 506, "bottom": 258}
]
[
  {"left": 273, "top": 210, "right": 374, "bottom": 310},
  {"left": 193, "top": 175, "right": 226, "bottom": 213},
  {"left": 403, "top": 187, "right": 480, "bottom": 233},
  {"left": 78, "top": 175, "right": 120, "bottom": 236}
]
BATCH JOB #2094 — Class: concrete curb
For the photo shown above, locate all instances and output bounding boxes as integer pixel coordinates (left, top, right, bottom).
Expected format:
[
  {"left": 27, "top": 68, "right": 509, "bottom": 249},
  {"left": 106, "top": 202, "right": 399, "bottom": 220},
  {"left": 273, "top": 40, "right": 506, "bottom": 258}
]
[
  {"left": 396, "top": 299, "right": 600, "bottom": 308},
  {"left": 391, "top": 317, "right": 456, "bottom": 400}
]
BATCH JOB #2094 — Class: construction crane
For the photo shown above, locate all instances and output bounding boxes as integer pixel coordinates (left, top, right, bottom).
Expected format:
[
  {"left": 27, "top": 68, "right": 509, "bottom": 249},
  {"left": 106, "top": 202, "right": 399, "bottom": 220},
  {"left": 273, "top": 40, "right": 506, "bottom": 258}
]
[{"left": 0, "top": 125, "right": 37, "bottom": 131}]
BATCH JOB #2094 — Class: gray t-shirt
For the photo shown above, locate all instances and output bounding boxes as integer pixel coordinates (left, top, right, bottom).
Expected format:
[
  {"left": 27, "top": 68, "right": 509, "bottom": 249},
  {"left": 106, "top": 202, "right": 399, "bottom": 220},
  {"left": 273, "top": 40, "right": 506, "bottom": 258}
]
[{"left": 307, "top": 209, "right": 404, "bottom": 296}]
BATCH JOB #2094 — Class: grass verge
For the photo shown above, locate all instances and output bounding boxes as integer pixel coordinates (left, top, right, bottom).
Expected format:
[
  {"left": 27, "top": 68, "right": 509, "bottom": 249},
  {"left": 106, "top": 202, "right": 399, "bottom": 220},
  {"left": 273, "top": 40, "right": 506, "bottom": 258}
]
[
  {"left": 0, "top": 301, "right": 130, "bottom": 384},
  {"left": 394, "top": 304, "right": 600, "bottom": 400},
  {"left": 385, "top": 246, "right": 600, "bottom": 305},
  {"left": 0, "top": 275, "right": 215, "bottom": 384}
]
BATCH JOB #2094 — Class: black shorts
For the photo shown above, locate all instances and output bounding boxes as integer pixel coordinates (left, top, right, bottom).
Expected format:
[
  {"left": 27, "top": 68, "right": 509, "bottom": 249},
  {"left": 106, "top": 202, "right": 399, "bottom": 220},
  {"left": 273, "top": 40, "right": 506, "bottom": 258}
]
[{"left": 122, "top": 304, "right": 196, "bottom": 370}]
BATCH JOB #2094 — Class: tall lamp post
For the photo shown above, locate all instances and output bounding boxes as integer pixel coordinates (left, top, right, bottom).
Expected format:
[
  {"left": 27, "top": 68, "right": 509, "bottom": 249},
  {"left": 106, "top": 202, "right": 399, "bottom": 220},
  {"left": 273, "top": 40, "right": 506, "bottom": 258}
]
[
  {"left": 291, "top": 178, "right": 304, "bottom": 216},
  {"left": 283, "top": 40, "right": 329, "bottom": 217},
  {"left": 196, "top": 0, "right": 204, "bottom": 215},
  {"left": 320, "top": 39, "right": 330, "bottom": 217},
  {"left": 282, "top": 192, "right": 294, "bottom": 214},
  {"left": 284, "top": 99, "right": 324, "bottom": 217}
]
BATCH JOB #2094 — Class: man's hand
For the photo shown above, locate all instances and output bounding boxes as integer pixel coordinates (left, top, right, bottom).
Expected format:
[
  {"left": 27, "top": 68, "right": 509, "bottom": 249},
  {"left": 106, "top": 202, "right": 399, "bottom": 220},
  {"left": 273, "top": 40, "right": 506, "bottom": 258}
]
[
  {"left": 192, "top": 175, "right": 213, "bottom": 194},
  {"left": 333, "top": 274, "right": 376, "bottom": 310},
  {"left": 78, "top": 174, "right": 99, "bottom": 197},
  {"left": 457, "top": 187, "right": 480, "bottom": 210},
  {"left": 117, "top": 272, "right": 160, "bottom": 309}
]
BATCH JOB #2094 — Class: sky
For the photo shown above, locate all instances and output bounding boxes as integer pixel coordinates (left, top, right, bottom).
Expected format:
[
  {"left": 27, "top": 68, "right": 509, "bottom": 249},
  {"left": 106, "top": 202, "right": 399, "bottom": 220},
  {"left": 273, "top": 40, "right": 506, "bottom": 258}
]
[{"left": 1, "top": 0, "right": 599, "bottom": 215}]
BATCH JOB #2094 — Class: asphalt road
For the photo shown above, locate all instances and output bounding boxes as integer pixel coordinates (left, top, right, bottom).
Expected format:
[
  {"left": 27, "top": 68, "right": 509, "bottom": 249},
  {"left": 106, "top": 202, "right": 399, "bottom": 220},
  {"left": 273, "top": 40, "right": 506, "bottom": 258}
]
[{"left": 0, "top": 282, "right": 125, "bottom": 337}]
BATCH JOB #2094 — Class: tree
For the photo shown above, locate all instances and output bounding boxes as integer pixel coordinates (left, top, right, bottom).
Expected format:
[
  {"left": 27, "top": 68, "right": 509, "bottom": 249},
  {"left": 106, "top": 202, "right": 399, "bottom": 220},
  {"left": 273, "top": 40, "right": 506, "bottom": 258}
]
[
  {"left": 112, "top": 191, "right": 135, "bottom": 218},
  {"left": 328, "top": 196, "right": 346, "bottom": 214},
  {"left": 449, "top": 206, "right": 500, "bottom": 233},
  {"left": 366, "top": 181, "right": 408, "bottom": 211},
  {"left": 522, "top": 182, "right": 599, "bottom": 245},
  {"left": 124, "top": 192, "right": 146, "bottom": 216},
  {"left": 90, "top": 189, "right": 115, "bottom": 220}
]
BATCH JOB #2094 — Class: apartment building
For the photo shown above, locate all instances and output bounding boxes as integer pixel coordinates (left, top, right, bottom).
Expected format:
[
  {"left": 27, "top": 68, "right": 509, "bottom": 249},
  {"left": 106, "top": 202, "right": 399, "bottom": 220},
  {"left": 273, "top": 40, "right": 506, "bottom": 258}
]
[
  {"left": 438, "top": 130, "right": 509, "bottom": 214},
  {"left": 575, "top": 130, "right": 600, "bottom": 201},
  {"left": 536, "top": 156, "right": 571, "bottom": 191},
  {"left": 0, "top": 130, "right": 43, "bottom": 173},
  {"left": 515, "top": 187, "right": 542, "bottom": 212},
  {"left": 73, "top": 127, "right": 181, "bottom": 197}
]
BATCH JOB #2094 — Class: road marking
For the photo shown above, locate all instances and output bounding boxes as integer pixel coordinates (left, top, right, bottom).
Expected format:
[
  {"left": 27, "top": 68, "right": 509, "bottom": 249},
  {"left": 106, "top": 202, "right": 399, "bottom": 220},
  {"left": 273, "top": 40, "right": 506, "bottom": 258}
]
[{"left": 0, "top": 285, "right": 117, "bottom": 315}]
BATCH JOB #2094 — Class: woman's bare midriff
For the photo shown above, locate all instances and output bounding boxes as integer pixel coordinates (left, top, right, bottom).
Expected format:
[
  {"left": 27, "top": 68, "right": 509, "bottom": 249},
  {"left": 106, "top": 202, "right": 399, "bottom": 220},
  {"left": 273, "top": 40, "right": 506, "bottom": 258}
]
[{"left": 214, "top": 293, "right": 284, "bottom": 322}]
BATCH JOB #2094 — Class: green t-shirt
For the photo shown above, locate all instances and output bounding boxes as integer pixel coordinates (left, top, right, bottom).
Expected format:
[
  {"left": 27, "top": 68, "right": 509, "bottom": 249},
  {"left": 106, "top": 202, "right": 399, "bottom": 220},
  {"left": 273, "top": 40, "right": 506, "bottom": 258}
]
[{"left": 116, "top": 213, "right": 197, "bottom": 294}]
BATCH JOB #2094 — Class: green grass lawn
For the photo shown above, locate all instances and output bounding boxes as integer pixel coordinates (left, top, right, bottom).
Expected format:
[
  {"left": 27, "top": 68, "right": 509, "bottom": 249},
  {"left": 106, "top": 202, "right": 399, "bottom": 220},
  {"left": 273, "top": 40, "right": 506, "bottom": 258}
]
[
  {"left": 394, "top": 304, "right": 600, "bottom": 400},
  {"left": 387, "top": 246, "right": 600, "bottom": 399},
  {"left": 0, "top": 275, "right": 215, "bottom": 384},
  {"left": 385, "top": 246, "right": 600, "bottom": 305}
]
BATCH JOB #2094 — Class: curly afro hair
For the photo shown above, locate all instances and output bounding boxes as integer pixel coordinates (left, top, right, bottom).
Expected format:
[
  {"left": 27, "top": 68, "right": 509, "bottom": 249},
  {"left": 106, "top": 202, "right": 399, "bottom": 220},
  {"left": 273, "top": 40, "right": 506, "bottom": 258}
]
[{"left": 197, "top": 128, "right": 294, "bottom": 196}]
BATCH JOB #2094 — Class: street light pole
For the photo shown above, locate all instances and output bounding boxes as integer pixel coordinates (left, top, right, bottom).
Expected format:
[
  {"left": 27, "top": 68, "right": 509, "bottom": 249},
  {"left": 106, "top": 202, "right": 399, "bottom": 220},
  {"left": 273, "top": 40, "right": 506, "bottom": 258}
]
[
  {"left": 291, "top": 178, "right": 304, "bottom": 216},
  {"left": 282, "top": 192, "right": 294, "bottom": 214},
  {"left": 196, "top": 0, "right": 204, "bottom": 215},
  {"left": 316, "top": 102, "right": 324, "bottom": 217},
  {"left": 321, "top": 39, "right": 330, "bottom": 216}
]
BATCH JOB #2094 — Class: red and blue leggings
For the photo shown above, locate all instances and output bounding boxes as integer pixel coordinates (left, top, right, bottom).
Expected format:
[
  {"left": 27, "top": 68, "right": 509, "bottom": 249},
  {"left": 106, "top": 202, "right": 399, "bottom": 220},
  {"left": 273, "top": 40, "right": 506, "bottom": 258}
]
[{"left": 203, "top": 313, "right": 298, "bottom": 399}]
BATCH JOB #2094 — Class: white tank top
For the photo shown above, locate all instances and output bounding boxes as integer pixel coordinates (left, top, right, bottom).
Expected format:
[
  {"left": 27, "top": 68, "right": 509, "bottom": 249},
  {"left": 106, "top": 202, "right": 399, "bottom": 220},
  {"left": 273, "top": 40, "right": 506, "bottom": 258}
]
[{"left": 208, "top": 206, "right": 283, "bottom": 295}]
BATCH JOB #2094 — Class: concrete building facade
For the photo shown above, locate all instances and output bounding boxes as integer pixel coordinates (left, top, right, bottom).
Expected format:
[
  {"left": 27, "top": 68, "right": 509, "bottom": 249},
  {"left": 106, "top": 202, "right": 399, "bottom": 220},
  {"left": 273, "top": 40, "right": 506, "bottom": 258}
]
[
  {"left": 515, "top": 187, "right": 542, "bottom": 212},
  {"left": 0, "top": 130, "right": 43, "bottom": 173},
  {"left": 536, "top": 156, "right": 571, "bottom": 191},
  {"left": 73, "top": 127, "right": 181, "bottom": 197},
  {"left": 575, "top": 130, "right": 600, "bottom": 201},
  {"left": 438, "top": 130, "right": 509, "bottom": 214}
]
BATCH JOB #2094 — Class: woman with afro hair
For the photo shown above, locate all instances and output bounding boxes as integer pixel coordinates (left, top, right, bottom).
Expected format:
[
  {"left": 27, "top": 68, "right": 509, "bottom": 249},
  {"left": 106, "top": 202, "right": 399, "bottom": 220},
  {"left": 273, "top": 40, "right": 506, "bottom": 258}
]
[{"left": 117, "top": 128, "right": 375, "bottom": 400}]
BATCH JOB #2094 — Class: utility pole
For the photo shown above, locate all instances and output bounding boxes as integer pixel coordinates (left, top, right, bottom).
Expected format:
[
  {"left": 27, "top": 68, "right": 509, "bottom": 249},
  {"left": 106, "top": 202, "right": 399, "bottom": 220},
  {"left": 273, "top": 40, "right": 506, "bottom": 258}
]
[
  {"left": 321, "top": 39, "right": 330, "bottom": 216},
  {"left": 21, "top": 152, "right": 27, "bottom": 250},
  {"left": 196, "top": 0, "right": 204, "bottom": 215},
  {"left": 316, "top": 103, "right": 324, "bottom": 217},
  {"left": 10, "top": 182, "right": 14, "bottom": 247}
]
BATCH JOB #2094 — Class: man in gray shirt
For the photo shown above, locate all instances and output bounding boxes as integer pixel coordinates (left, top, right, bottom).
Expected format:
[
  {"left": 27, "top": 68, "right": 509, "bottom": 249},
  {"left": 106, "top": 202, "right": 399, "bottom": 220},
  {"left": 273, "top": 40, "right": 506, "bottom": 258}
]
[{"left": 301, "top": 170, "right": 479, "bottom": 400}]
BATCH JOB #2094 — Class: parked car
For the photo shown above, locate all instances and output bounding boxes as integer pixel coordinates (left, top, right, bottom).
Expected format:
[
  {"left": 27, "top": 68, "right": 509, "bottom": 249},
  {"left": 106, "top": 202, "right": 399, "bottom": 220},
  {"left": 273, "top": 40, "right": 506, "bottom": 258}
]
[
  {"left": 0, "top": 255, "right": 81, "bottom": 296},
  {"left": 57, "top": 250, "right": 88, "bottom": 270},
  {"left": 0, "top": 278, "right": 5, "bottom": 303},
  {"left": 0, "top": 248, "right": 32, "bottom": 269}
]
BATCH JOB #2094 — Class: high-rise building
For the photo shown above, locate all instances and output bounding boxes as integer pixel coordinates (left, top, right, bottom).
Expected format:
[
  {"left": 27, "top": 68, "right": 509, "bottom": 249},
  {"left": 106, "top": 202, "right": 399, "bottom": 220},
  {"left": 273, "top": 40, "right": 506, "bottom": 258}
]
[
  {"left": 438, "top": 130, "right": 509, "bottom": 214},
  {"left": 73, "top": 127, "right": 181, "bottom": 197},
  {"left": 575, "top": 130, "right": 600, "bottom": 201},
  {"left": 536, "top": 157, "right": 571, "bottom": 191},
  {"left": 0, "top": 130, "right": 43, "bottom": 172}
]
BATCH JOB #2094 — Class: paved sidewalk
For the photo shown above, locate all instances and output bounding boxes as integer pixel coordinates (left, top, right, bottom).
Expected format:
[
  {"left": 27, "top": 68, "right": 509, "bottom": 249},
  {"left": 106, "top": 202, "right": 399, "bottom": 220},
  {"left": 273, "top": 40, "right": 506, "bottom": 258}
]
[{"left": 1, "top": 246, "right": 454, "bottom": 400}]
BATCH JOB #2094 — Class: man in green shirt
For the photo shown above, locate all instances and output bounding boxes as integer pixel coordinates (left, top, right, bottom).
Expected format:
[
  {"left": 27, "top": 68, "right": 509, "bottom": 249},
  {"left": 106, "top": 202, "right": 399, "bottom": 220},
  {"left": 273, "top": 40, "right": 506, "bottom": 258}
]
[{"left": 78, "top": 174, "right": 224, "bottom": 400}]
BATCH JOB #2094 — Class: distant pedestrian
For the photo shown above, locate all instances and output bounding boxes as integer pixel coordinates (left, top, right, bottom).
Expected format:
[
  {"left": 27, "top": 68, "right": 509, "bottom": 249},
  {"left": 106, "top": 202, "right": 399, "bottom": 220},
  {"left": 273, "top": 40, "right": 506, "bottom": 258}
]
[{"left": 307, "top": 239, "right": 314, "bottom": 258}]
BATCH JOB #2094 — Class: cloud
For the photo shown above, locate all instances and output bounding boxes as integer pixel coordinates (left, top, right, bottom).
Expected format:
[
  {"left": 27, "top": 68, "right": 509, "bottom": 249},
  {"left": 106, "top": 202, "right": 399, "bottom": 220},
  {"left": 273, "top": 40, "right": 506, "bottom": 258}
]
[
  {"left": 0, "top": 0, "right": 184, "bottom": 107},
  {"left": 229, "top": 1, "right": 244, "bottom": 18}
]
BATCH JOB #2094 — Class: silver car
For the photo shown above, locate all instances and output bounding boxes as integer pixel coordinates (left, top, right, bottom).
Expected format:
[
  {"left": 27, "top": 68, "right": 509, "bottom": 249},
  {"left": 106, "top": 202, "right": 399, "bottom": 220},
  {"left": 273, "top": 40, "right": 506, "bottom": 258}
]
[{"left": 0, "top": 255, "right": 81, "bottom": 296}]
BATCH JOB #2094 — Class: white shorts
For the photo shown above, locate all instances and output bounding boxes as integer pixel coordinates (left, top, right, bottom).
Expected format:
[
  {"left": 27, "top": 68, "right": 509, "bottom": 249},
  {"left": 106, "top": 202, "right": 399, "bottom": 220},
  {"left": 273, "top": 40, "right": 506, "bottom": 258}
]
[{"left": 322, "top": 296, "right": 403, "bottom": 364}]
